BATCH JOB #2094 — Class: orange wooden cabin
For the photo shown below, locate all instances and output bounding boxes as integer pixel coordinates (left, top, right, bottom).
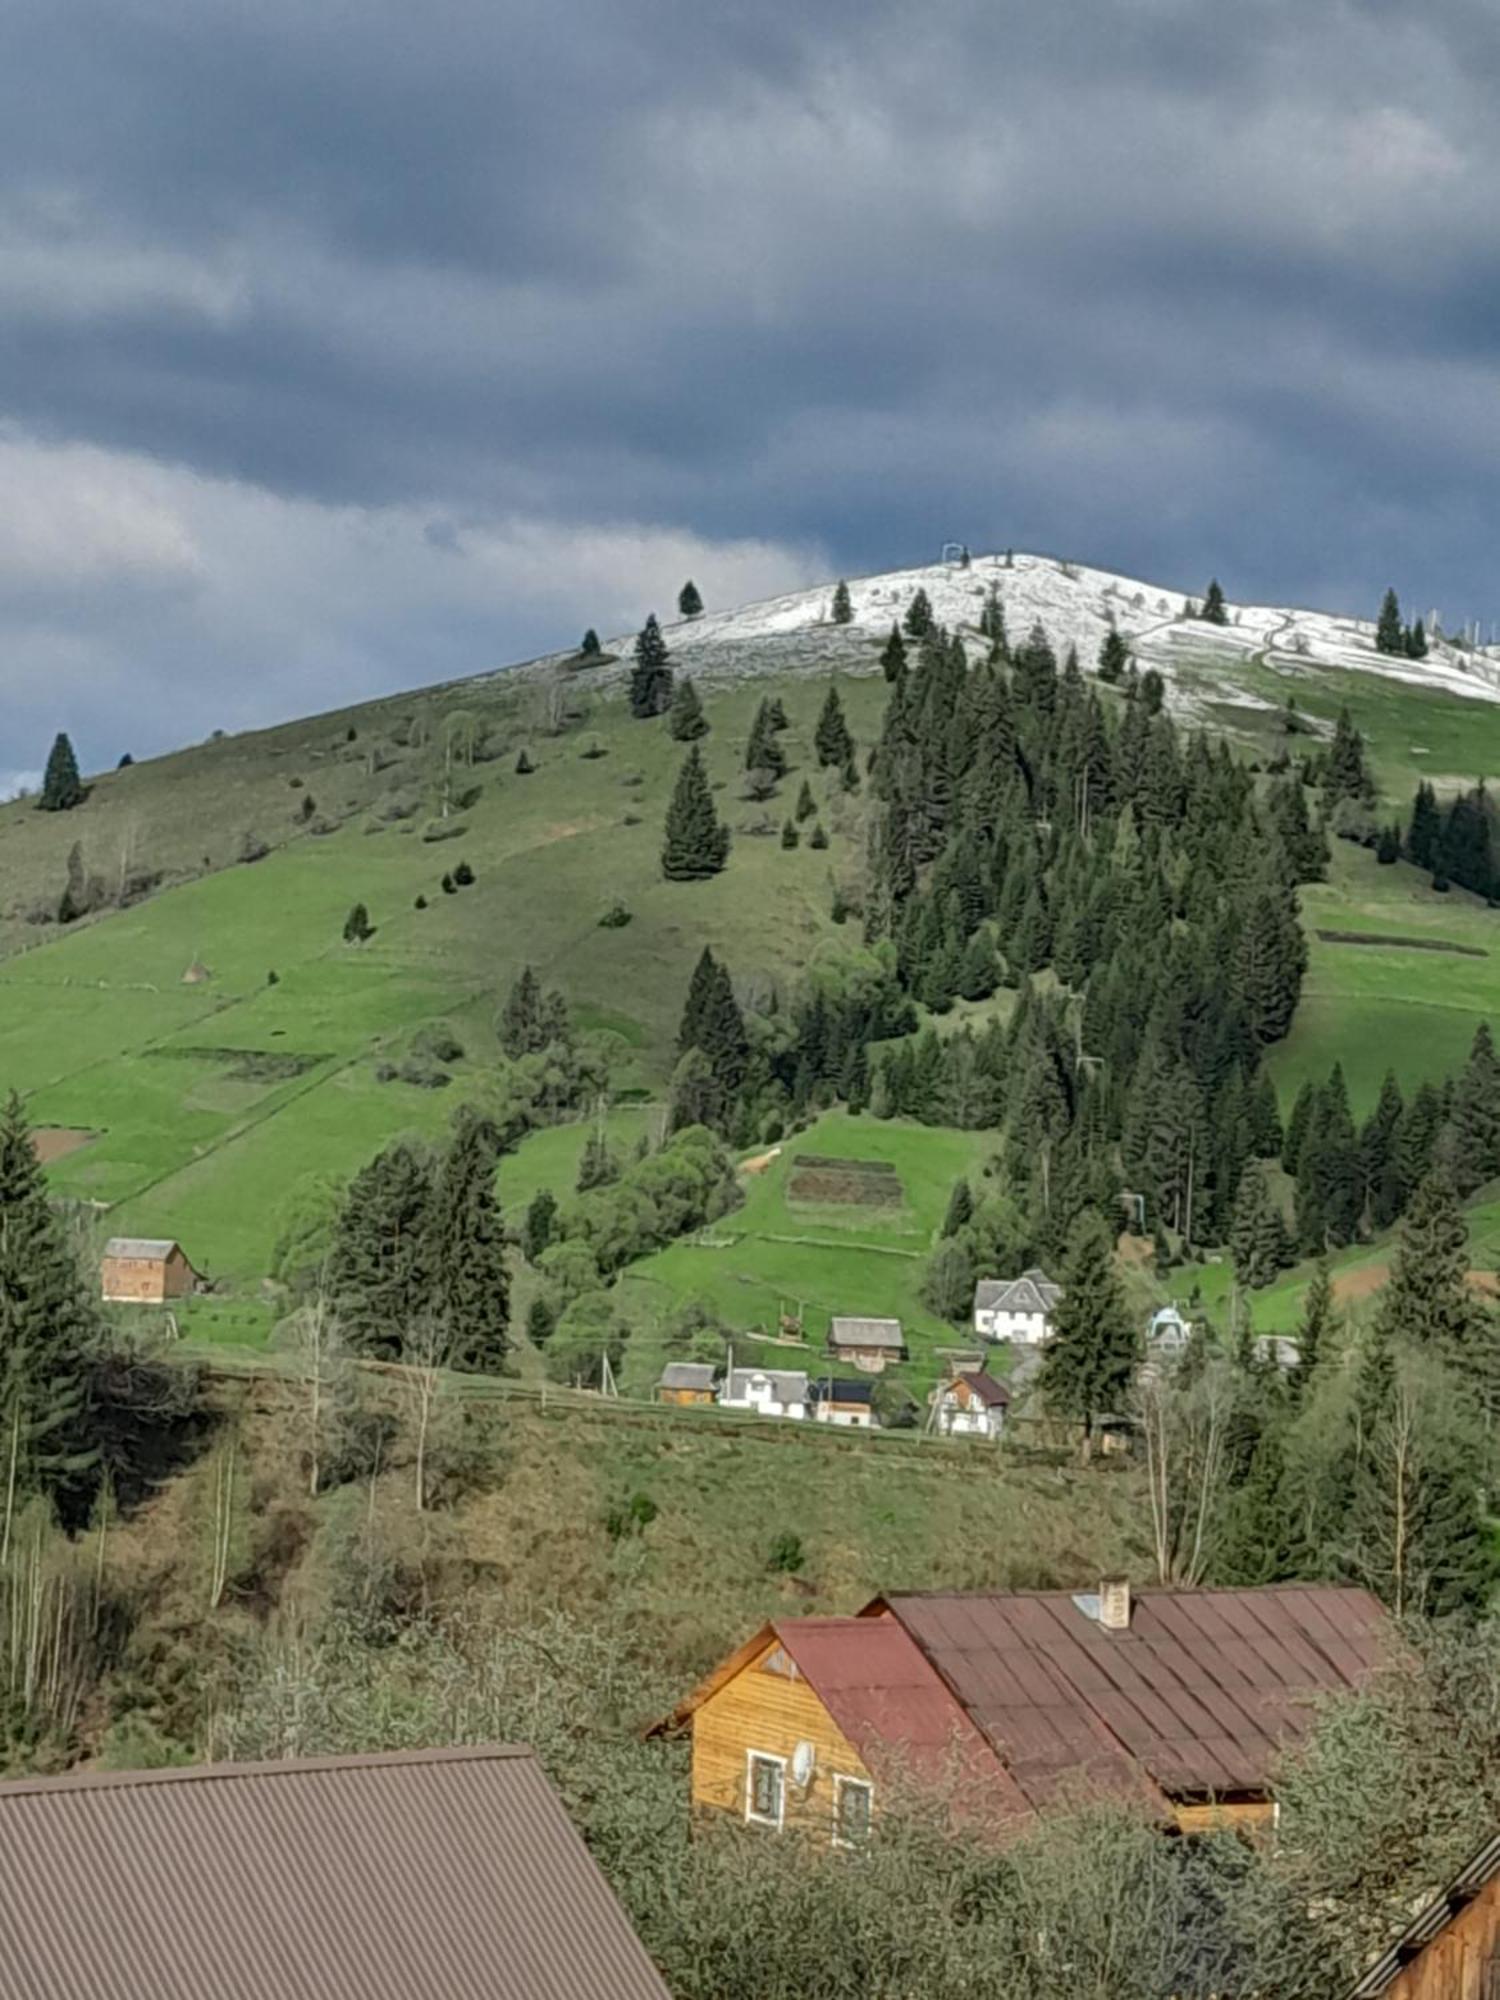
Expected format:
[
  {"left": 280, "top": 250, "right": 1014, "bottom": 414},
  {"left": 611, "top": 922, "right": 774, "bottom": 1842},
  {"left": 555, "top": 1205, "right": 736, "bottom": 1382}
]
[
  {"left": 1349, "top": 1832, "right": 1500, "bottom": 2000},
  {"left": 101, "top": 1237, "right": 199, "bottom": 1305}
]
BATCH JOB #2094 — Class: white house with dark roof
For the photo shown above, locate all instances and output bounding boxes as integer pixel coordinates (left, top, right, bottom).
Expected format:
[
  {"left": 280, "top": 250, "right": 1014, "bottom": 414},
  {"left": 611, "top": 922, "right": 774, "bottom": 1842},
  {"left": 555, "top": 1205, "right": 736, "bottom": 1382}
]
[
  {"left": 973, "top": 1270, "right": 1062, "bottom": 1345},
  {"left": 719, "top": 1366, "right": 810, "bottom": 1420},
  {"left": 931, "top": 1369, "right": 1010, "bottom": 1439},
  {"left": 809, "top": 1377, "right": 877, "bottom": 1429}
]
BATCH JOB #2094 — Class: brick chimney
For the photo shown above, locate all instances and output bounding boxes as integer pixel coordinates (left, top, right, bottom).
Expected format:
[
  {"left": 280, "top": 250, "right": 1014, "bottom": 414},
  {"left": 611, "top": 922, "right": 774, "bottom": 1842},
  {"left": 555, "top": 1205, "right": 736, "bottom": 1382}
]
[{"left": 1099, "top": 1576, "right": 1131, "bottom": 1632}]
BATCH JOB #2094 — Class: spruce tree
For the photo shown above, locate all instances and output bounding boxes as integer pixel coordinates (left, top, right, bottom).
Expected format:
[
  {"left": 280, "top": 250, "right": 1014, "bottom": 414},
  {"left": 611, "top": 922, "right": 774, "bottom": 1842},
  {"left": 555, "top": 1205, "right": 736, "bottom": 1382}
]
[
  {"left": 38, "top": 732, "right": 83, "bottom": 812},
  {"left": 809, "top": 822, "right": 829, "bottom": 850},
  {"left": 677, "top": 947, "right": 748, "bottom": 1103},
  {"left": 1290, "top": 1260, "right": 1337, "bottom": 1399},
  {"left": 745, "top": 699, "right": 787, "bottom": 781},
  {"left": 430, "top": 1107, "right": 511, "bottom": 1372},
  {"left": 1322, "top": 708, "right": 1375, "bottom": 808},
  {"left": 1404, "top": 617, "right": 1428, "bottom": 660},
  {"left": 327, "top": 1138, "right": 436, "bottom": 1359},
  {"left": 941, "top": 1178, "right": 973, "bottom": 1238},
  {"left": 0, "top": 1092, "right": 99, "bottom": 1508},
  {"left": 814, "top": 685, "right": 854, "bottom": 768},
  {"left": 527, "top": 1296, "right": 556, "bottom": 1348},
  {"left": 1375, "top": 588, "right": 1404, "bottom": 655},
  {"left": 522, "top": 1189, "right": 557, "bottom": 1264},
  {"left": 499, "top": 966, "right": 544, "bottom": 1058},
  {"left": 628, "top": 614, "right": 674, "bottom": 717},
  {"left": 830, "top": 580, "right": 853, "bottom": 624},
  {"left": 1376, "top": 1168, "right": 1478, "bottom": 1354},
  {"left": 795, "top": 777, "right": 817, "bottom": 822},
  {"left": 880, "top": 624, "right": 908, "bottom": 684},
  {"left": 677, "top": 579, "right": 703, "bottom": 619},
  {"left": 1444, "top": 1022, "right": 1500, "bottom": 1196},
  {"left": 515, "top": 748, "right": 535, "bottom": 774},
  {"left": 668, "top": 677, "right": 708, "bottom": 741},
  {"left": 903, "top": 587, "right": 934, "bottom": 639},
  {"left": 661, "top": 747, "right": 729, "bottom": 880},
  {"left": 781, "top": 818, "right": 799, "bottom": 849},
  {"left": 1230, "top": 1165, "right": 1291, "bottom": 1289},
  {"left": 1407, "top": 781, "right": 1440, "bottom": 869},
  {"left": 1097, "top": 629, "right": 1130, "bottom": 683},
  {"left": 579, "top": 628, "right": 601, "bottom": 657},
  {"left": 979, "top": 585, "right": 1008, "bottom": 654},
  {"left": 1039, "top": 1211, "right": 1138, "bottom": 1447},
  {"left": 1200, "top": 578, "right": 1228, "bottom": 625}
]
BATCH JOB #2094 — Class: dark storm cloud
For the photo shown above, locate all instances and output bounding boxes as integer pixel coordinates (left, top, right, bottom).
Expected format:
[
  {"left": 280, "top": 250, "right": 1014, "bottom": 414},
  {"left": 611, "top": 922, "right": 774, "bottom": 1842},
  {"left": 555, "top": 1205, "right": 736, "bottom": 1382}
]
[{"left": 2, "top": 0, "right": 1499, "bottom": 765}]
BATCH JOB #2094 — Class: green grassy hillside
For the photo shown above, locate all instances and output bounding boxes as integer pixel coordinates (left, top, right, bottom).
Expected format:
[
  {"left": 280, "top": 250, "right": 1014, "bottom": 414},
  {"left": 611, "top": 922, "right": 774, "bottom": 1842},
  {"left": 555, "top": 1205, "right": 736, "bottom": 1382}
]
[{"left": 4, "top": 606, "right": 1500, "bottom": 1368}]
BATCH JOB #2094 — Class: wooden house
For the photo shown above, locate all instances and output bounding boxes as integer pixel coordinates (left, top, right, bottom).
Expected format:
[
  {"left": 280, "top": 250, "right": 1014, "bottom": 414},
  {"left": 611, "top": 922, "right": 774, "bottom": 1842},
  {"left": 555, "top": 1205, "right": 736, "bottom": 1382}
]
[
  {"left": 100, "top": 1237, "right": 199, "bottom": 1305},
  {"left": 1349, "top": 1830, "right": 1500, "bottom": 1999},
  {"left": 656, "top": 1362, "right": 718, "bottom": 1406},
  {"left": 652, "top": 1613, "right": 1027, "bottom": 1844},
  {"left": 931, "top": 1369, "right": 1010, "bottom": 1439},
  {"left": 659, "top": 1583, "right": 1393, "bottom": 1838},
  {"left": 826, "top": 1316, "right": 906, "bottom": 1373}
]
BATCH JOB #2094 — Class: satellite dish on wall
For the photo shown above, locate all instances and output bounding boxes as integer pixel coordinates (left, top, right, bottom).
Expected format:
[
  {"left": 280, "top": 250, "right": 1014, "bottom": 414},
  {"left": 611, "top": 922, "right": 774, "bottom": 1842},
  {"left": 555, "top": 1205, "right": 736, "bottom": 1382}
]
[{"left": 791, "top": 1741, "right": 816, "bottom": 1789}]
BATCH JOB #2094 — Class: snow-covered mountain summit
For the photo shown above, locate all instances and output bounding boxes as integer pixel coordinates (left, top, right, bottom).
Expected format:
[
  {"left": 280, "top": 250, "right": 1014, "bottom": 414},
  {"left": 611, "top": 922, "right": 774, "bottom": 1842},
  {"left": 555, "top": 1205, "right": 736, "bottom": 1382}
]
[{"left": 600, "top": 549, "right": 1500, "bottom": 711}]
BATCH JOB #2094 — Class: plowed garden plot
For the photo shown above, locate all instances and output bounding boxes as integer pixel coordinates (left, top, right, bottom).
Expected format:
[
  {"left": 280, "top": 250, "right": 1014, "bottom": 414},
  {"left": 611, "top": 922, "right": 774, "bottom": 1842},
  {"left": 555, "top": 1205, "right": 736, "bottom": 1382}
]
[{"left": 787, "top": 1154, "right": 906, "bottom": 1207}]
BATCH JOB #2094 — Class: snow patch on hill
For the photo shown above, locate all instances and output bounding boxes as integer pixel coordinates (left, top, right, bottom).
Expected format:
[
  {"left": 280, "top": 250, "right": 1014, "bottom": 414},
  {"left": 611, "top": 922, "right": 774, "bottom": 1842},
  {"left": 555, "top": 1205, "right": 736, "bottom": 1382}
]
[{"left": 604, "top": 550, "right": 1500, "bottom": 711}]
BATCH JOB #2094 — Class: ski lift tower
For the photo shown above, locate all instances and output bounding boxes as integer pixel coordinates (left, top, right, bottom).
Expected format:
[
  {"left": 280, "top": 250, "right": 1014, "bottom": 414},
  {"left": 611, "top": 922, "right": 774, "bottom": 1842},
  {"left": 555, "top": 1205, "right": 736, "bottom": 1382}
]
[{"left": 940, "top": 541, "right": 969, "bottom": 567}]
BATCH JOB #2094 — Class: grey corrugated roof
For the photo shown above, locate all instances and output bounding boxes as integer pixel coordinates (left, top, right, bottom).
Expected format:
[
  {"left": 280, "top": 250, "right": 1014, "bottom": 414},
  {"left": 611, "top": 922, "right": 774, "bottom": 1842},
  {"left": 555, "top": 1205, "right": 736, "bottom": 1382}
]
[
  {"left": 102, "top": 1236, "right": 180, "bottom": 1260},
  {"left": 0, "top": 1746, "right": 670, "bottom": 1999},
  {"left": 724, "top": 1367, "right": 808, "bottom": 1401},
  {"left": 658, "top": 1362, "right": 717, "bottom": 1390},
  {"left": 828, "top": 1316, "right": 905, "bottom": 1347},
  {"left": 1347, "top": 1830, "right": 1500, "bottom": 1997}
]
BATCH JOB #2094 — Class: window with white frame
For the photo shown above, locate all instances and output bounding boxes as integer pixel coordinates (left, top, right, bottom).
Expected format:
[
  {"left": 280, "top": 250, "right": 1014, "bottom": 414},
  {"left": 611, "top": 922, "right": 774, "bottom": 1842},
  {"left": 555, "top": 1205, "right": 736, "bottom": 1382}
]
[
  {"left": 833, "top": 1775, "right": 873, "bottom": 1847},
  {"left": 746, "top": 1752, "right": 785, "bottom": 1829}
]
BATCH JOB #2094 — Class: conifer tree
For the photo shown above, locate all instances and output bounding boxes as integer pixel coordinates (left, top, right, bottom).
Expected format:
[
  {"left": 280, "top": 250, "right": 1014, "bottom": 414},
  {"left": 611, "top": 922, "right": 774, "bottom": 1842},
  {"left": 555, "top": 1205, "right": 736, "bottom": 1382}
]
[
  {"left": 795, "top": 777, "right": 817, "bottom": 822},
  {"left": 1322, "top": 708, "right": 1375, "bottom": 808},
  {"left": 781, "top": 818, "right": 799, "bottom": 849},
  {"left": 809, "top": 822, "right": 829, "bottom": 850},
  {"left": 38, "top": 732, "right": 83, "bottom": 812},
  {"left": 515, "top": 748, "right": 535, "bottom": 774},
  {"left": 676, "top": 948, "right": 748, "bottom": 1119},
  {"left": 677, "top": 579, "right": 703, "bottom": 619},
  {"left": 661, "top": 746, "right": 730, "bottom": 881},
  {"left": 956, "top": 928, "right": 999, "bottom": 1001},
  {"left": 1097, "top": 629, "right": 1130, "bottom": 682},
  {"left": 1200, "top": 578, "right": 1228, "bottom": 625},
  {"left": 668, "top": 677, "right": 708, "bottom": 741},
  {"left": 579, "top": 628, "right": 601, "bottom": 657},
  {"left": 1443, "top": 1022, "right": 1500, "bottom": 1197},
  {"left": 527, "top": 1296, "right": 556, "bottom": 1348},
  {"left": 830, "top": 580, "right": 853, "bottom": 624},
  {"left": 903, "top": 587, "right": 934, "bottom": 638},
  {"left": 575, "top": 1128, "right": 619, "bottom": 1191},
  {"left": 342, "top": 902, "right": 373, "bottom": 944},
  {"left": 1360, "top": 1070, "right": 1406, "bottom": 1225},
  {"left": 1290, "top": 1260, "right": 1337, "bottom": 1399},
  {"left": 979, "top": 585, "right": 1008, "bottom": 654},
  {"left": 1230, "top": 1165, "right": 1292, "bottom": 1289},
  {"left": 327, "top": 1138, "right": 436, "bottom": 1359},
  {"left": 1376, "top": 1168, "right": 1479, "bottom": 1355},
  {"left": 1039, "top": 1211, "right": 1138, "bottom": 1447},
  {"left": 745, "top": 698, "right": 788, "bottom": 780},
  {"left": 0, "top": 1091, "right": 99, "bottom": 1509},
  {"left": 880, "top": 624, "right": 908, "bottom": 684},
  {"left": 499, "top": 966, "right": 547, "bottom": 1058},
  {"left": 522, "top": 1188, "right": 557, "bottom": 1263},
  {"left": 1407, "top": 781, "right": 1440, "bottom": 869},
  {"left": 430, "top": 1107, "right": 510, "bottom": 1372},
  {"left": 1404, "top": 617, "right": 1428, "bottom": 660},
  {"left": 814, "top": 685, "right": 854, "bottom": 769},
  {"left": 941, "top": 1178, "right": 973, "bottom": 1238},
  {"left": 628, "top": 614, "right": 674, "bottom": 717},
  {"left": 1375, "top": 587, "right": 1405, "bottom": 655},
  {"left": 765, "top": 697, "right": 789, "bottom": 731}
]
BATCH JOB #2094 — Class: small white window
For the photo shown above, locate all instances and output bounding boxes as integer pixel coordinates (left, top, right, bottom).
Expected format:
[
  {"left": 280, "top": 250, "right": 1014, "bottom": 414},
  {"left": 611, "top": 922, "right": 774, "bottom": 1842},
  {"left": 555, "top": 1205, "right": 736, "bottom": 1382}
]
[
  {"left": 832, "top": 1775, "right": 872, "bottom": 1847},
  {"left": 746, "top": 1752, "right": 785, "bottom": 1829}
]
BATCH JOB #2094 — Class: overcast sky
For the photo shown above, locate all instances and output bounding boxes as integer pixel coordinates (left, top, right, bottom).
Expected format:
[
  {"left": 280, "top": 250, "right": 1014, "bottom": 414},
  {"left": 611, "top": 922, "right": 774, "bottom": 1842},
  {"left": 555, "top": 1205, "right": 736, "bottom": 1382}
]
[{"left": 4, "top": 0, "right": 1499, "bottom": 779}]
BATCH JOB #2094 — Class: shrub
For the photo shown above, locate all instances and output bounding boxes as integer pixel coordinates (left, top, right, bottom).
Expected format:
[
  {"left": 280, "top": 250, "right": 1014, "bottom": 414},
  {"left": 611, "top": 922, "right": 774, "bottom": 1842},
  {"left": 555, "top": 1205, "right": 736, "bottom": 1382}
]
[
  {"left": 516, "top": 749, "right": 535, "bottom": 775},
  {"left": 452, "top": 859, "right": 475, "bottom": 887},
  {"left": 411, "top": 1022, "right": 465, "bottom": 1064},
  {"left": 766, "top": 1530, "right": 805, "bottom": 1575},
  {"left": 598, "top": 901, "right": 632, "bottom": 928},
  {"left": 414, "top": 894, "right": 428, "bottom": 909},
  {"left": 604, "top": 1492, "right": 659, "bottom": 1541}
]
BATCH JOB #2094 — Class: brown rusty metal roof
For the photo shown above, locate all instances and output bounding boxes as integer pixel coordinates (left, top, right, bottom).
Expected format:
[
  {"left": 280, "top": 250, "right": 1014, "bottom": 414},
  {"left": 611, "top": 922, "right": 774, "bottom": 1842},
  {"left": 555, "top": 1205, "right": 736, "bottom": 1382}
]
[
  {"left": 0, "top": 1746, "right": 671, "bottom": 1999},
  {"left": 879, "top": 1586, "right": 1391, "bottom": 1805}
]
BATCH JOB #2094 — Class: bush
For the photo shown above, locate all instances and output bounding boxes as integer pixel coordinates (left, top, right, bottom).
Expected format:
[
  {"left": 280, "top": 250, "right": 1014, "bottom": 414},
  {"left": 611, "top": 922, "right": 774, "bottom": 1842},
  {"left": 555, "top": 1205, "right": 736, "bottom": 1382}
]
[
  {"left": 411, "top": 1022, "right": 465, "bottom": 1064},
  {"left": 452, "top": 859, "right": 475, "bottom": 886},
  {"left": 598, "top": 901, "right": 632, "bottom": 928},
  {"left": 766, "top": 1530, "right": 805, "bottom": 1575},
  {"left": 604, "top": 1492, "right": 659, "bottom": 1541},
  {"left": 515, "top": 749, "right": 535, "bottom": 775}
]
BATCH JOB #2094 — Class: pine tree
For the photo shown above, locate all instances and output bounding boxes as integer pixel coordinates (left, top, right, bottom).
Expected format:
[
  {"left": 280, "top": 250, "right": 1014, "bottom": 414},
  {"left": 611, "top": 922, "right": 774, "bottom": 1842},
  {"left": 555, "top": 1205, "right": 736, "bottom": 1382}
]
[
  {"left": 1200, "top": 578, "right": 1228, "bottom": 625},
  {"left": 880, "top": 624, "right": 908, "bottom": 684},
  {"left": 522, "top": 1189, "right": 557, "bottom": 1263},
  {"left": 430, "top": 1107, "right": 511, "bottom": 1372},
  {"left": 903, "top": 588, "right": 934, "bottom": 639},
  {"left": 677, "top": 947, "right": 748, "bottom": 1101},
  {"left": 1377, "top": 1168, "right": 1478, "bottom": 1353},
  {"left": 1376, "top": 588, "right": 1405, "bottom": 656},
  {"left": 814, "top": 685, "right": 854, "bottom": 768},
  {"left": 579, "top": 628, "right": 602, "bottom": 657},
  {"left": 1039, "top": 1211, "right": 1139, "bottom": 1447},
  {"left": 668, "top": 678, "right": 708, "bottom": 741},
  {"left": 1444, "top": 1022, "right": 1500, "bottom": 1197},
  {"left": 1407, "top": 781, "right": 1440, "bottom": 870},
  {"left": 1097, "top": 629, "right": 1130, "bottom": 683},
  {"left": 1404, "top": 617, "right": 1429, "bottom": 660},
  {"left": 940, "top": 1178, "right": 973, "bottom": 1238},
  {"left": 677, "top": 580, "right": 703, "bottom": 619},
  {"left": 628, "top": 614, "right": 674, "bottom": 717},
  {"left": 795, "top": 777, "right": 817, "bottom": 822},
  {"left": 745, "top": 699, "right": 788, "bottom": 780},
  {"left": 830, "top": 580, "right": 853, "bottom": 624},
  {"left": 661, "top": 746, "right": 730, "bottom": 881},
  {"left": 0, "top": 1092, "right": 99, "bottom": 1508},
  {"left": 38, "top": 733, "right": 83, "bottom": 812},
  {"left": 328, "top": 1138, "right": 436, "bottom": 1359},
  {"left": 1322, "top": 708, "right": 1375, "bottom": 808}
]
